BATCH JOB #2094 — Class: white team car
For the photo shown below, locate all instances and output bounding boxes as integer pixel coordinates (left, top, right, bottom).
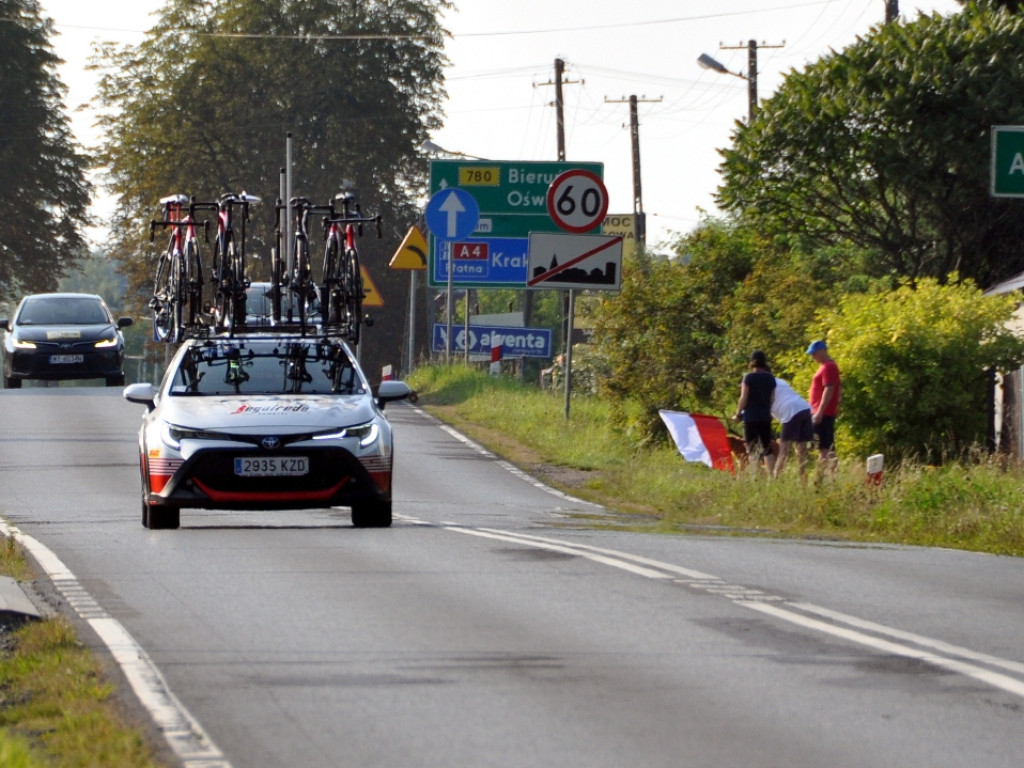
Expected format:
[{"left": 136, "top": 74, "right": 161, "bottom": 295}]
[{"left": 123, "top": 334, "right": 412, "bottom": 530}]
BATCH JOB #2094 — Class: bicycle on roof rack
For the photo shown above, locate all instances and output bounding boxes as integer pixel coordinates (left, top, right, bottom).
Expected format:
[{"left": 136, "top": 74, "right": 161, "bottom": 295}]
[
  {"left": 273, "top": 197, "right": 319, "bottom": 335},
  {"left": 149, "top": 195, "right": 209, "bottom": 343},
  {"left": 320, "top": 188, "right": 382, "bottom": 346},
  {"left": 273, "top": 191, "right": 381, "bottom": 342},
  {"left": 192, "top": 192, "right": 261, "bottom": 337}
]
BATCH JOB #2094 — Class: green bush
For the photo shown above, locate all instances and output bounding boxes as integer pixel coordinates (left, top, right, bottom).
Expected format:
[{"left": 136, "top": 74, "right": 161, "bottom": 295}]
[{"left": 797, "top": 276, "right": 1024, "bottom": 461}]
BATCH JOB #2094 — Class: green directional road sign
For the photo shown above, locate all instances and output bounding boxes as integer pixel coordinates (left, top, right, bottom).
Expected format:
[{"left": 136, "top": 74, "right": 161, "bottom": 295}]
[
  {"left": 429, "top": 160, "right": 604, "bottom": 238},
  {"left": 991, "top": 126, "right": 1024, "bottom": 197}
]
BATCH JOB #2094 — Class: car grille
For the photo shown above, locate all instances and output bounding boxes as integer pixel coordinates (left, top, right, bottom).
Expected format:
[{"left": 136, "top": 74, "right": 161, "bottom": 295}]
[{"left": 186, "top": 447, "right": 365, "bottom": 494}]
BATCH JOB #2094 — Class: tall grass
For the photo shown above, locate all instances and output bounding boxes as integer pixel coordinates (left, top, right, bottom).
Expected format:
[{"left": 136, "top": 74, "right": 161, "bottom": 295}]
[{"left": 407, "top": 364, "right": 1024, "bottom": 555}]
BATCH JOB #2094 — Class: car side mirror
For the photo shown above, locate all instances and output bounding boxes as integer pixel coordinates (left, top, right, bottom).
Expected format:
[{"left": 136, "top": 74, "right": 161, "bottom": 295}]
[
  {"left": 0, "top": 318, "right": 8, "bottom": 332},
  {"left": 375, "top": 379, "right": 412, "bottom": 409},
  {"left": 123, "top": 382, "right": 156, "bottom": 412},
  {"left": 117, "top": 317, "right": 134, "bottom": 329}
]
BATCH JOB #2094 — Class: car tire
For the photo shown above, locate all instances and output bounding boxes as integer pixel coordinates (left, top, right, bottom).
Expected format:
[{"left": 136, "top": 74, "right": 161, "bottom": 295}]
[
  {"left": 106, "top": 374, "right": 125, "bottom": 387},
  {"left": 142, "top": 501, "right": 180, "bottom": 530},
  {"left": 351, "top": 500, "right": 392, "bottom": 528},
  {"left": 3, "top": 376, "right": 21, "bottom": 389}
]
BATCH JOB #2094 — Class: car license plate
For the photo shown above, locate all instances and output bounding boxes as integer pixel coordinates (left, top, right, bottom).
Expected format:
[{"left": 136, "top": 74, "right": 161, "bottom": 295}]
[
  {"left": 234, "top": 456, "right": 309, "bottom": 477},
  {"left": 49, "top": 354, "right": 84, "bottom": 364}
]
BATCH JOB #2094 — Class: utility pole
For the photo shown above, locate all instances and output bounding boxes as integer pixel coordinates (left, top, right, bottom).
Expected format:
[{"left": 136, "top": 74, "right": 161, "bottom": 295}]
[
  {"left": 885, "top": 0, "right": 899, "bottom": 22},
  {"left": 718, "top": 40, "right": 785, "bottom": 122},
  {"left": 554, "top": 57, "right": 566, "bottom": 160},
  {"left": 531, "top": 58, "right": 582, "bottom": 333},
  {"left": 605, "top": 94, "right": 662, "bottom": 247},
  {"left": 534, "top": 57, "right": 584, "bottom": 159}
]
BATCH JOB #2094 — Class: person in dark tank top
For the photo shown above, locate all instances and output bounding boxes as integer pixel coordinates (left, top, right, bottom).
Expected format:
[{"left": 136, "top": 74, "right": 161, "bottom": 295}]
[{"left": 733, "top": 349, "right": 776, "bottom": 472}]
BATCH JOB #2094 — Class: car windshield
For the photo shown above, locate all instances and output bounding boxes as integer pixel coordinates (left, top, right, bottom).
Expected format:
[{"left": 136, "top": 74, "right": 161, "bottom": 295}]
[
  {"left": 18, "top": 297, "right": 110, "bottom": 326},
  {"left": 169, "top": 340, "right": 367, "bottom": 396}
]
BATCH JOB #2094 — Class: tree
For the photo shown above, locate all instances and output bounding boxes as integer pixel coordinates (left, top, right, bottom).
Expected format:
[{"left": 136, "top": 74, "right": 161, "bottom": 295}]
[
  {"left": 717, "top": 4, "right": 1024, "bottom": 288},
  {"left": 794, "top": 276, "right": 1024, "bottom": 461},
  {"left": 590, "top": 219, "right": 759, "bottom": 439},
  {"left": 92, "top": 0, "right": 451, "bottom": 377},
  {"left": 0, "top": 0, "right": 91, "bottom": 305}
]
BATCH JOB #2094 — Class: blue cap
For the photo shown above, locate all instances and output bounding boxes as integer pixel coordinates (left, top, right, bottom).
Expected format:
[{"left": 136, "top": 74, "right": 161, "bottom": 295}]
[{"left": 806, "top": 340, "right": 827, "bottom": 354}]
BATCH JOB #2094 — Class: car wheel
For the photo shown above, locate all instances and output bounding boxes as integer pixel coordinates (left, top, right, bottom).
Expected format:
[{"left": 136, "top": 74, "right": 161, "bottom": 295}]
[
  {"left": 351, "top": 500, "right": 392, "bottom": 528},
  {"left": 106, "top": 374, "right": 126, "bottom": 387},
  {"left": 142, "top": 501, "right": 180, "bottom": 530},
  {"left": 4, "top": 376, "right": 21, "bottom": 389}
]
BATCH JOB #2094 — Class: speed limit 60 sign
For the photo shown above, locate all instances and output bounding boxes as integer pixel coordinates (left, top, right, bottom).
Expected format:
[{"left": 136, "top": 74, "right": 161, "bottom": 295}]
[{"left": 546, "top": 169, "right": 609, "bottom": 233}]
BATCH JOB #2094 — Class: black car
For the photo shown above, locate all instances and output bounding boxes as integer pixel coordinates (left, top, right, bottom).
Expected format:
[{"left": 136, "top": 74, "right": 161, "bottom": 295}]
[{"left": 1, "top": 293, "right": 133, "bottom": 388}]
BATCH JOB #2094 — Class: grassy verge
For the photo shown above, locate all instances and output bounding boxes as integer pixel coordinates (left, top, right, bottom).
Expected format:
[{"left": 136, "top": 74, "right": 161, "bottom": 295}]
[
  {"left": 407, "top": 363, "right": 1024, "bottom": 556},
  {"left": 0, "top": 540, "right": 170, "bottom": 768}
]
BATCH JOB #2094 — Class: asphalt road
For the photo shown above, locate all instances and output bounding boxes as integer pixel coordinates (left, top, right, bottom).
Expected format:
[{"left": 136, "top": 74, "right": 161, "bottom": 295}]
[{"left": 0, "top": 387, "right": 1023, "bottom": 767}]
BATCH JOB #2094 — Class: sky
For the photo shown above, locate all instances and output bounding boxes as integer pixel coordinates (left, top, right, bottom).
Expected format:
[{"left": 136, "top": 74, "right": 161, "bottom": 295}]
[{"left": 38, "top": 0, "right": 964, "bottom": 251}]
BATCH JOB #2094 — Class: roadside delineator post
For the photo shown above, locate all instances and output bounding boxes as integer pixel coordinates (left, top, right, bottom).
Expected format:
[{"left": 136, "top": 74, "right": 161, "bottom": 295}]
[
  {"left": 381, "top": 364, "right": 393, "bottom": 381},
  {"left": 489, "top": 340, "right": 502, "bottom": 377},
  {"left": 866, "top": 453, "right": 884, "bottom": 485}
]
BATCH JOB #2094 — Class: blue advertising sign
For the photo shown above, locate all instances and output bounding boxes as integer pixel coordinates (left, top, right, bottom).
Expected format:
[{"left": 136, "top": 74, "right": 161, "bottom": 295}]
[
  {"left": 432, "top": 238, "right": 529, "bottom": 286},
  {"left": 432, "top": 324, "right": 553, "bottom": 359},
  {"left": 424, "top": 188, "right": 480, "bottom": 241}
]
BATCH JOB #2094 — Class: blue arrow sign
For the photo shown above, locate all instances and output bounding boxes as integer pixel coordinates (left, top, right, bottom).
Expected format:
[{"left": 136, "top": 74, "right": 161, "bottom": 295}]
[{"left": 425, "top": 188, "right": 479, "bottom": 241}]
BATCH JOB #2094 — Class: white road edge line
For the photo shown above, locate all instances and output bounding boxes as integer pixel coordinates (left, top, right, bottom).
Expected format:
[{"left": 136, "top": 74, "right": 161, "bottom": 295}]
[
  {"left": 398, "top": 516, "right": 1024, "bottom": 700},
  {"left": 0, "top": 518, "right": 232, "bottom": 768},
  {"left": 740, "top": 600, "right": 1024, "bottom": 699},
  {"left": 407, "top": 404, "right": 601, "bottom": 507}
]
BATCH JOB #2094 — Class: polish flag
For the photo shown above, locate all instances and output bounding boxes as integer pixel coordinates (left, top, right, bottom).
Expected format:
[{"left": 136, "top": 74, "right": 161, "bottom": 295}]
[{"left": 659, "top": 410, "right": 734, "bottom": 472}]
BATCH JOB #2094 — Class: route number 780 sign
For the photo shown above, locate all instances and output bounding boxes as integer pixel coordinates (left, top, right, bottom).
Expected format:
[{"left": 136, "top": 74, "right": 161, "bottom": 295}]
[{"left": 546, "top": 169, "right": 609, "bottom": 233}]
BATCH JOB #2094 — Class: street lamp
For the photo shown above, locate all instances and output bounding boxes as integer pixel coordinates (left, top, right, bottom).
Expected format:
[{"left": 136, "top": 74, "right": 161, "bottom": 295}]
[{"left": 698, "top": 46, "right": 756, "bottom": 123}]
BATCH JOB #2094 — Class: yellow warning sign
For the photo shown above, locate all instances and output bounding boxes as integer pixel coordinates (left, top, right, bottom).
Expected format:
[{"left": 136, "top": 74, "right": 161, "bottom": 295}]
[
  {"left": 360, "top": 265, "right": 384, "bottom": 307},
  {"left": 389, "top": 225, "right": 428, "bottom": 270}
]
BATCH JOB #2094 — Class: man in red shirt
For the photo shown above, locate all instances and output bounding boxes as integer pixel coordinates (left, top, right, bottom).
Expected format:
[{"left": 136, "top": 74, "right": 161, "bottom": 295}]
[{"left": 806, "top": 339, "right": 840, "bottom": 470}]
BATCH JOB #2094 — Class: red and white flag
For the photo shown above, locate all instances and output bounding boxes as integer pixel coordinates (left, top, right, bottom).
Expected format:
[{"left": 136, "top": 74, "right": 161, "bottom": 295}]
[{"left": 659, "top": 410, "right": 734, "bottom": 472}]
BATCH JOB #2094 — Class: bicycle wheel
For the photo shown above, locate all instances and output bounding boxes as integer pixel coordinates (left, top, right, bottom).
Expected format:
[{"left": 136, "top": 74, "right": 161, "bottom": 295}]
[
  {"left": 151, "top": 249, "right": 173, "bottom": 343},
  {"left": 270, "top": 243, "right": 283, "bottom": 323},
  {"left": 226, "top": 237, "right": 245, "bottom": 334},
  {"left": 343, "top": 247, "right": 362, "bottom": 345},
  {"left": 185, "top": 239, "right": 203, "bottom": 328},
  {"left": 235, "top": 237, "right": 249, "bottom": 328},
  {"left": 169, "top": 249, "right": 186, "bottom": 343},
  {"left": 294, "top": 235, "right": 311, "bottom": 329},
  {"left": 322, "top": 236, "right": 341, "bottom": 325},
  {"left": 211, "top": 234, "right": 230, "bottom": 331}
]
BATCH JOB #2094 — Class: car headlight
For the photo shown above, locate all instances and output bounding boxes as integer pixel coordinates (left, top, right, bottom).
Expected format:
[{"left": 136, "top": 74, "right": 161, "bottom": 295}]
[
  {"left": 161, "top": 424, "right": 206, "bottom": 450},
  {"left": 313, "top": 422, "right": 380, "bottom": 448},
  {"left": 94, "top": 336, "right": 118, "bottom": 348},
  {"left": 13, "top": 338, "right": 36, "bottom": 349}
]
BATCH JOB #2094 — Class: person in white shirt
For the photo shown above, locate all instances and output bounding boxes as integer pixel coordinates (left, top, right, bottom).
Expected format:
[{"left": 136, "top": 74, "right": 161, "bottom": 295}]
[{"left": 771, "top": 377, "right": 814, "bottom": 479}]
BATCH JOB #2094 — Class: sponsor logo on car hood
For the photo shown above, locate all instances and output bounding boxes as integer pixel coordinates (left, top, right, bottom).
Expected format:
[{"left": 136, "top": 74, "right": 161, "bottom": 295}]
[{"left": 162, "top": 395, "right": 376, "bottom": 432}]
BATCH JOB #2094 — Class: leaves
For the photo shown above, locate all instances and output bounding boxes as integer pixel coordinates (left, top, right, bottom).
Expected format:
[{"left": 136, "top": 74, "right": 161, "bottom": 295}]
[
  {"left": 717, "top": 4, "right": 1024, "bottom": 287},
  {"left": 0, "top": 0, "right": 92, "bottom": 305},
  {"left": 91, "top": 0, "right": 451, "bottom": 373},
  {"left": 798, "top": 276, "right": 1024, "bottom": 461}
]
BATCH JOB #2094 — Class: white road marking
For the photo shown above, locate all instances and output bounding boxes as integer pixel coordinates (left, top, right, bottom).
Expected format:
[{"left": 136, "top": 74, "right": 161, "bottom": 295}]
[
  {"left": 741, "top": 601, "right": 1024, "bottom": 699},
  {"left": 0, "top": 519, "right": 232, "bottom": 768},
  {"left": 397, "top": 515, "right": 1024, "bottom": 700}
]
